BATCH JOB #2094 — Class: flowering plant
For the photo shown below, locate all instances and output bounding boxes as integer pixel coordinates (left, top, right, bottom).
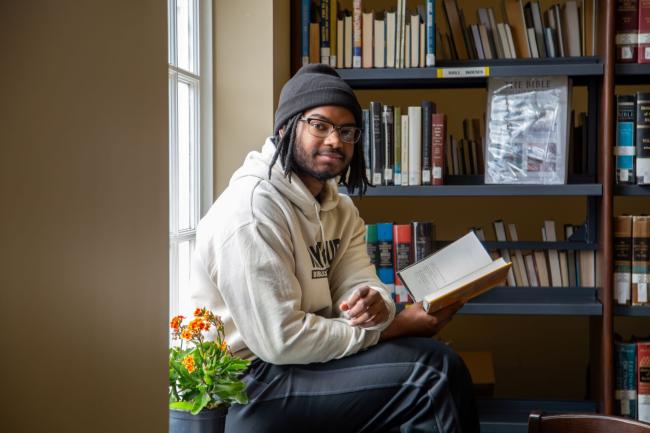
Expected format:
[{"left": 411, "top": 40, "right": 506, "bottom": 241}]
[{"left": 169, "top": 308, "right": 250, "bottom": 414}]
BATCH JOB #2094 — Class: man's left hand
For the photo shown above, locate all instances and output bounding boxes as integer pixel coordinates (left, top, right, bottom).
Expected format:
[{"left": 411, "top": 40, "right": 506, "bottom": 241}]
[{"left": 340, "top": 287, "right": 390, "bottom": 328}]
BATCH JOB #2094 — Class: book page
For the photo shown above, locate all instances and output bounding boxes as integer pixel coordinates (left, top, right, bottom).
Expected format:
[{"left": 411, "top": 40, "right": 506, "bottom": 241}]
[{"left": 397, "top": 231, "right": 493, "bottom": 302}]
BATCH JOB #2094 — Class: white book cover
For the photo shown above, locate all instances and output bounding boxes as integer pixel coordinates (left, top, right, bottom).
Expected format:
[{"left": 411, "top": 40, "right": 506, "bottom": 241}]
[
  {"left": 534, "top": 250, "right": 551, "bottom": 287},
  {"left": 410, "top": 13, "right": 420, "bottom": 67},
  {"left": 401, "top": 114, "right": 409, "bottom": 185},
  {"left": 386, "top": 10, "right": 396, "bottom": 67},
  {"left": 408, "top": 106, "right": 422, "bottom": 185},
  {"left": 398, "top": 232, "right": 511, "bottom": 312},
  {"left": 405, "top": 23, "right": 411, "bottom": 67},
  {"left": 525, "top": 254, "right": 539, "bottom": 286},
  {"left": 374, "top": 16, "right": 385, "bottom": 68},
  {"left": 362, "top": 11, "right": 374, "bottom": 68},
  {"left": 344, "top": 15, "right": 353, "bottom": 68},
  {"left": 395, "top": 0, "right": 402, "bottom": 68}
]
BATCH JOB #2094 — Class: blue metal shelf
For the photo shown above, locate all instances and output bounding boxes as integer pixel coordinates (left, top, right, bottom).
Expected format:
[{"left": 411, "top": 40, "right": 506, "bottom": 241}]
[
  {"left": 459, "top": 287, "right": 602, "bottom": 316},
  {"left": 479, "top": 399, "right": 597, "bottom": 433},
  {"left": 336, "top": 57, "right": 602, "bottom": 89},
  {"left": 614, "top": 305, "right": 650, "bottom": 317},
  {"left": 341, "top": 184, "right": 603, "bottom": 197},
  {"left": 614, "top": 184, "right": 650, "bottom": 196}
]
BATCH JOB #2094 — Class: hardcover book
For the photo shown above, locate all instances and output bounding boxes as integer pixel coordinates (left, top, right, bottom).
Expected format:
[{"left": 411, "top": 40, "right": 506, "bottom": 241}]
[
  {"left": 636, "top": 92, "right": 650, "bottom": 184},
  {"left": 616, "top": 94, "right": 636, "bottom": 184},
  {"left": 615, "top": 340, "right": 638, "bottom": 418},
  {"left": 632, "top": 215, "right": 650, "bottom": 305},
  {"left": 638, "top": 341, "right": 650, "bottom": 422},
  {"left": 398, "top": 231, "right": 512, "bottom": 313},
  {"left": 393, "top": 224, "right": 413, "bottom": 304},
  {"left": 485, "top": 76, "right": 570, "bottom": 184},
  {"left": 616, "top": 0, "right": 639, "bottom": 62},
  {"left": 376, "top": 222, "right": 395, "bottom": 293},
  {"left": 614, "top": 215, "right": 634, "bottom": 305}
]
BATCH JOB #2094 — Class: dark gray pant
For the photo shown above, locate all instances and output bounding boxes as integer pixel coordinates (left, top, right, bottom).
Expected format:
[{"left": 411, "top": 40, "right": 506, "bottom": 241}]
[{"left": 226, "top": 337, "right": 480, "bottom": 433}]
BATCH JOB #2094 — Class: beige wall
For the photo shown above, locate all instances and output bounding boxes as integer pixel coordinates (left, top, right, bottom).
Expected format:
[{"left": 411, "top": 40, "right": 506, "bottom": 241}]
[
  {"left": 0, "top": 1, "right": 168, "bottom": 432},
  {"left": 214, "top": 0, "right": 291, "bottom": 195}
]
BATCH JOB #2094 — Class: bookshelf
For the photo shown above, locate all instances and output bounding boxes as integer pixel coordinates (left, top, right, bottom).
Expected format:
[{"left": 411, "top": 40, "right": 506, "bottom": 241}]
[{"left": 289, "top": 0, "right": 625, "bottom": 428}]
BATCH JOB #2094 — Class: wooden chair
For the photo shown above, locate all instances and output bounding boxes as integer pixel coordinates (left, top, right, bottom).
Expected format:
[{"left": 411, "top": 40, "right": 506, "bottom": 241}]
[{"left": 528, "top": 411, "right": 650, "bottom": 433}]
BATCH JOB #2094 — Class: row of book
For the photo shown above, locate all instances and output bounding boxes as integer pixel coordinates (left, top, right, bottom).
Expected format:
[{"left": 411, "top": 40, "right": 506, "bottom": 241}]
[
  {"left": 361, "top": 101, "right": 485, "bottom": 186},
  {"left": 366, "top": 221, "right": 435, "bottom": 303},
  {"left": 365, "top": 219, "right": 596, "bottom": 305},
  {"left": 301, "top": 0, "right": 436, "bottom": 68},
  {"left": 614, "top": 215, "right": 650, "bottom": 305},
  {"left": 614, "top": 338, "right": 650, "bottom": 422},
  {"left": 615, "top": 0, "right": 650, "bottom": 64},
  {"left": 476, "top": 220, "right": 596, "bottom": 288},
  {"left": 441, "top": 0, "right": 590, "bottom": 61},
  {"left": 615, "top": 92, "right": 650, "bottom": 185},
  {"left": 300, "top": 0, "right": 593, "bottom": 69}
]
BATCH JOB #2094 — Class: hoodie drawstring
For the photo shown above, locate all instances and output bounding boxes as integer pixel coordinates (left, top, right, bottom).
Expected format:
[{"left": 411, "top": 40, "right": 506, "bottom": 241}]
[{"left": 314, "top": 203, "right": 326, "bottom": 243}]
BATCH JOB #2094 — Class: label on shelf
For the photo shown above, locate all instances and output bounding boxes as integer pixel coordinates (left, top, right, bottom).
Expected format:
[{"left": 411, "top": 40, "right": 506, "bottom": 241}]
[{"left": 436, "top": 67, "right": 490, "bottom": 78}]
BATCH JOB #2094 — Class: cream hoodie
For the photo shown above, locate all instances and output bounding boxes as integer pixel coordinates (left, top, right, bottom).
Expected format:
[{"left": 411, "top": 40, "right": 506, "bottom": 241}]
[{"left": 190, "top": 138, "right": 396, "bottom": 364}]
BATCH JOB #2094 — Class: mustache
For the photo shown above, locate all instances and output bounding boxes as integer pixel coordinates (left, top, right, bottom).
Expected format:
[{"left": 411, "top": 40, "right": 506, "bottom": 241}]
[{"left": 314, "top": 148, "right": 345, "bottom": 158}]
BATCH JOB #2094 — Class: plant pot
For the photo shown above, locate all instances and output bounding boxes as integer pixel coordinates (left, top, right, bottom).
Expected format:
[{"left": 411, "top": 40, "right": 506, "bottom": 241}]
[{"left": 169, "top": 407, "right": 228, "bottom": 433}]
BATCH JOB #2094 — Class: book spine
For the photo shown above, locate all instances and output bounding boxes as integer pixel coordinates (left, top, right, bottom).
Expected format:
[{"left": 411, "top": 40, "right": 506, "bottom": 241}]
[
  {"left": 636, "top": 92, "right": 650, "bottom": 184},
  {"left": 615, "top": 341, "right": 638, "bottom": 418},
  {"left": 616, "top": 0, "right": 639, "bottom": 62},
  {"left": 639, "top": 0, "right": 650, "bottom": 63},
  {"left": 617, "top": 94, "right": 637, "bottom": 184},
  {"left": 320, "top": 0, "right": 331, "bottom": 64},
  {"left": 565, "top": 224, "right": 577, "bottom": 287},
  {"left": 362, "top": 109, "right": 371, "bottom": 181},
  {"left": 310, "top": 22, "right": 320, "bottom": 63},
  {"left": 374, "top": 15, "right": 385, "bottom": 68},
  {"left": 382, "top": 105, "right": 395, "bottom": 185},
  {"left": 431, "top": 113, "right": 446, "bottom": 185},
  {"left": 301, "top": 0, "right": 312, "bottom": 65},
  {"left": 370, "top": 101, "right": 384, "bottom": 186},
  {"left": 401, "top": 114, "right": 409, "bottom": 185},
  {"left": 426, "top": 0, "right": 436, "bottom": 66},
  {"left": 330, "top": 0, "right": 338, "bottom": 67},
  {"left": 493, "top": 220, "right": 517, "bottom": 286},
  {"left": 632, "top": 215, "right": 650, "bottom": 305},
  {"left": 345, "top": 14, "right": 353, "bottom": 68},
  {"left": 614, "top": 215, "right": 634, "bottom": 305},
  {"left": 365, "top": 224, "right": 379, "bottom": 268},
  {"left": 393, "top": 224, "right": 413, "bottom": 303},
  {"left": 362, "top": 11, "right": 374, "bottom": 68},
  {"left": 411, "top": 221, "right": 435, "bottom": 262},
  {"left": 421, "top": 101, "right": 434, "bottom": 185},
  {"left": 337, "top": 17, "right": 344, "bottom": 68},
  {"left": 638, "top": 341, "right": 650, "bottom": 422},
  {"left": 394, "top": 106, "right": 402, "bottom": 185},
  {"left": 376, "top": 222, "right": 395, "bottom": 297},
  {"left": 408, "top": 106, "right": 422, "bottom": 185},
  {"left": 353, "top": 0, "right": 363, "bottom": 68}
]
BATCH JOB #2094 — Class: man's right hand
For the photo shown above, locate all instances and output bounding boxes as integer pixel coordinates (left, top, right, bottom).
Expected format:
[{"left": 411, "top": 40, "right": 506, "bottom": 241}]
[{"left": 379, "top": 301, "right": 463, "bottom": 342}]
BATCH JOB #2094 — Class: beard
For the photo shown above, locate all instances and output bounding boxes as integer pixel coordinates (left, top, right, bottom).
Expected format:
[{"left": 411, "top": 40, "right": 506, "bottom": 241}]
[{"left": 291, "top": 140, "right": 350, "bottom": 181}]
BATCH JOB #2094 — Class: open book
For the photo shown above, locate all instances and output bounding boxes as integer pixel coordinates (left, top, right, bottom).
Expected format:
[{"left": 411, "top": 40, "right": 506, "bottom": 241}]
[{"left": 397, "top": 231, "right": 512, "bottom": 313}]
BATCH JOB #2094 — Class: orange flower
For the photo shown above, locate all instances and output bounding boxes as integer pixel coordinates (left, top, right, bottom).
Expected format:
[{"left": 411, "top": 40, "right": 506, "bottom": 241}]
[
  {"left": 170, "top": 315, "right": 184, "bottom": 330},
  {"left": 220, "top": 340, "right": 228, "bottom": 352},
  {"left": 182, "top": 355, "right": 195, "bottom": 373},
  {"left": 193, "top": 307, "right": 203, "bottom": 317},
  {"left": 180, "top": 329, "right": 192, "bottom": 340}
]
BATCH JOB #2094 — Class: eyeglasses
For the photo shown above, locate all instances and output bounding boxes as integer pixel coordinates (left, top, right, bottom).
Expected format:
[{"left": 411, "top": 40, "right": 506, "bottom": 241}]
[{"left": 299, "top": 117, "right": 362, "bottom": 144}]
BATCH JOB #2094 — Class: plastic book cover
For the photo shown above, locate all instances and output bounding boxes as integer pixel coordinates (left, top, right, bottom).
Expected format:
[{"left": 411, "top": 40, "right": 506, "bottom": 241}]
[{"left": 485, "top": 76, "right": 570, "bottom": 184}]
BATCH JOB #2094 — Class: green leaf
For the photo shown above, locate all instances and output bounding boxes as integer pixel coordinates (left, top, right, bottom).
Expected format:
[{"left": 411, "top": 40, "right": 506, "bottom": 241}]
[
  {"left": 190, "top": 392, "right": 211, "bottom": 415},
  {"left": 170, "top": 401, "right": 194, "bottom": 411}
]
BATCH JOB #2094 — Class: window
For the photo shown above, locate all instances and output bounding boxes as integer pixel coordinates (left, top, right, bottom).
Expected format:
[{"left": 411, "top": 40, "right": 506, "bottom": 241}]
[{"left": 168, "top": 0, "right": 213, "bottom": 319}]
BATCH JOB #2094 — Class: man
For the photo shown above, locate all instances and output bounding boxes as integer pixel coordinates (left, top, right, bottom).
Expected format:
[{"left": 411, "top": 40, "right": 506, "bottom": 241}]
[{"left": 190, "top": 64, "right": 480, "bottom": 433}]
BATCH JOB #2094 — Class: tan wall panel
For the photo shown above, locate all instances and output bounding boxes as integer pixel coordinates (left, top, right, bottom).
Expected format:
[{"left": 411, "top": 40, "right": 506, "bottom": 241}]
[{"left": 0, "top": 1, "right": 168, "bottom": 431}]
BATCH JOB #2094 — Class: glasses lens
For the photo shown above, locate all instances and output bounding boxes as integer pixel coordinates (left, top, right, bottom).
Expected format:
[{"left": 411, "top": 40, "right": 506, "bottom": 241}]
[
  {"left": 307, "top": 119, "right": 331, "bottom": 137},
  {"left": 340, "top": 127, "right": 361, "bottom": 143}
]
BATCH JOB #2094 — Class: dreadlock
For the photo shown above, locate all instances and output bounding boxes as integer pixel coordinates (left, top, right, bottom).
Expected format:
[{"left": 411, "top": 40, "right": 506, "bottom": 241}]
[{"left": 269, "top": 113, "right": 371, "bottom": 197}]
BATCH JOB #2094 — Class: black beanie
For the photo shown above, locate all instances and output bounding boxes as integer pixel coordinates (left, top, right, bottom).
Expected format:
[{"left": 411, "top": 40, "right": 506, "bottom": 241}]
[{"left": 274, "top": 64, "right": 362, "bottom": 134}]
